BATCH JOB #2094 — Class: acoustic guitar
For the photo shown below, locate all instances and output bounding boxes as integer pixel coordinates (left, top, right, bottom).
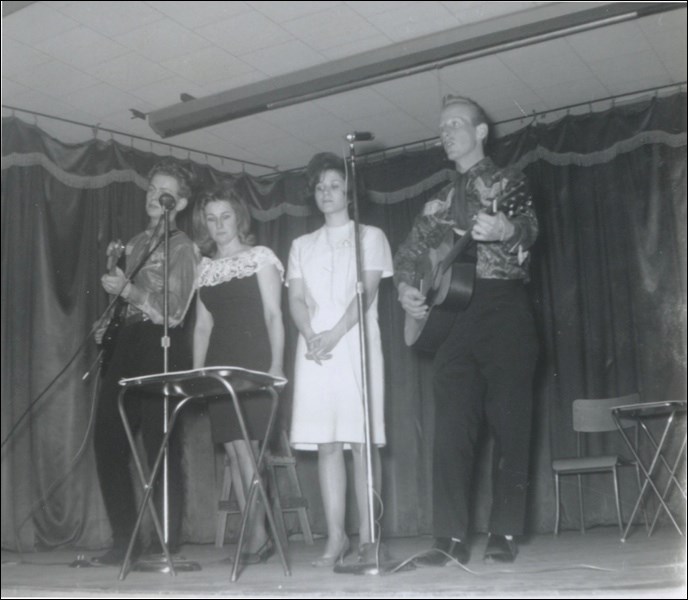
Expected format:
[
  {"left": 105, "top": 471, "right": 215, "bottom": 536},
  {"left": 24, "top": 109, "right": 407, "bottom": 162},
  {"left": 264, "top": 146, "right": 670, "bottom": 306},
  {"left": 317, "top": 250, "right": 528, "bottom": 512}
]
[{"left": 404, "top": 180, "right": 530, "bottom": 352}]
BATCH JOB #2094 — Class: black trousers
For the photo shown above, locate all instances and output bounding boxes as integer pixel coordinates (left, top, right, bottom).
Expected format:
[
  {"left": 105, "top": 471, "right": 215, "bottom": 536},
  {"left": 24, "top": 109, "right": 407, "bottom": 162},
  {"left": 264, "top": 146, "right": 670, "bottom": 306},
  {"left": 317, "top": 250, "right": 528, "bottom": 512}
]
[
  {"left": 94, "top": 322, "right": 190, "bottom": 551},
  {"left": 432, "top": 279, "right": 538, "bottom": 539}
]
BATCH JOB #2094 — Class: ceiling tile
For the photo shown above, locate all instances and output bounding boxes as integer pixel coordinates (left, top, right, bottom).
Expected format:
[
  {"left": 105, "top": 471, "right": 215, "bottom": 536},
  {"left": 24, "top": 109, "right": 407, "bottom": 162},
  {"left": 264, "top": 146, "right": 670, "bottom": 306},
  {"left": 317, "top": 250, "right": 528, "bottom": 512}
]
[
  {"left": 586, "top": 51, "right": 670, "bottom": 88},
  {"left": 34, "top": 26, "right": 130, "bottom": 69},
  {"left": 161, "top": 48, "right": 255, "bottom": 87},
  {"left": 319, "top": 35, "right": 393, "bottom": 60},
  {"left": 269, "top": 112, "right": 352, "bottom": 144},
  {"left": 56, "top": 1, "right": 164, "bottom": 38},
  {"left": 443, "top": 1, "right": 537, "bottom": 24},
  {"left": 314, "top": 88, "right": 400, "bottom": 121},
  {"left": 2, "top": 1, "right": 683, "bottom": 177},
  {"left": 604, "top": 74, "right": 677, "bottom": 97},
  {"left": 131, "top": 77, "right": 207, "bottom": 108},
  {"left": 100, "top": 109, "right": 169, "bottom": 138},
  {"left": 240, "top": 41, "right": 325, "bottom": 77},
  {"left": 4, "top": 2, "right": 79, "bottom": 45},
  {"left": 114, "top": 20, "right": 212, "bottom": 63},
  {"left": 637, "top": 8, "right": 687, "bottom": 36},
  {"left": 534, "top": 78, "right": 610, "bottom": 110},
  {"left": 498, "top": 38, "right": 579, "bottom": 66},
  {"left": 1, "top": 77, "right": 32, "bottom": 101},
  {"left": 346, "top": 1, "right": 418, "bottom": 17},
  {"left": 500, "top": 51, "right": 593, "bottom": 89},
  {"left": 347, "top": 109, "right": 427, "bottom": 139},
  {"left": 4, "top": 88, "right": 99, "bottom": 122},
  {"left": 365, "top": 2, "right": 459, "bottom": 42},
  {"left": 471, "top": 83, "right": 548, "bottom": 120},
  {"left": 201, "top": 71, "right": 269, "bottom": 95},
  {"left": 282, "top": 5, "right": 382, "bottom": 50},
  {"left": 1, "top": 38, "right": 52, "bottom": 78},
  {"left": 249, "top": 1, "right": 342, "bottom": 22},
  {"left": 62, "top": 83, "right": 154, "bottom": 119},
  {"left": 10, "top": 60, "right": 101, "bottom": 97},
  {"left": 84, "top": 53, "right": 174, "bottom": 91},
  {"left": 664, "top": 58, "right": 687, "bottom": 84},
  {"left": 260, "top": 102, "right": 336, "bottom": 126},
  {"left": 196, "top": 11, "right": 294, "bottom": 56},
  {"left": 209, "top": 117, "right": 291, "bottom": 147},
  {"left": 648, "top": 35, "right": 687, "bottom": 67},
  {"left": 146, "top": 1, "right": 252, "bottom": 29},
  {"left": 372, "top": 71, "right": 445, "bottom": 114},
  {"left": 567, "top": 21, "right": 653, "bottom": 62},
  {"left": 438, "top": 55, "right": 522, "bottom": 90}
]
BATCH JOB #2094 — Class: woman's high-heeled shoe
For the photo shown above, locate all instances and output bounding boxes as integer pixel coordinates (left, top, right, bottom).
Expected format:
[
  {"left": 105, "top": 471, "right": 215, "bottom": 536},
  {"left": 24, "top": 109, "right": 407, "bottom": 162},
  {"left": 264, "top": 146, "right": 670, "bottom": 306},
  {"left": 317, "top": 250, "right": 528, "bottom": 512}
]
[
  {"left": 239, "top": 539, "right": 274, "bottom": 565},
  {"left": 311, "top": 536, "right": 350, "bottom": 568}
]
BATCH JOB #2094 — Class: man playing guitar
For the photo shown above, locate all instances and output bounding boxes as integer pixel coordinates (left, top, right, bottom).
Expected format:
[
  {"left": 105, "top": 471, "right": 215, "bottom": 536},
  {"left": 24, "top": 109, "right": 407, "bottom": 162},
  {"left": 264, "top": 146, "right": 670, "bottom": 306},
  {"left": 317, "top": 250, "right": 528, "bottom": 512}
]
[
  {"left": 394, "top": 95, "right": 539, "bottom": 565},
  {"left": 91, "top": 160, "right": 198, "bottom": 566}
]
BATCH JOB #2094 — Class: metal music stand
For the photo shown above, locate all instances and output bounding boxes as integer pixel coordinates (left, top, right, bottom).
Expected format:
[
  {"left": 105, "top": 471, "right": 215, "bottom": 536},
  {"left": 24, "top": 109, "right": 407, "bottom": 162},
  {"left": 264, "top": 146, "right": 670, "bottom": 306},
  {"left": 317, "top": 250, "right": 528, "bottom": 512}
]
[
  {"left": 611, "top": 400, "right": 686, "bottom": 542},
  {"left": 115, "top": 366, "right": 291, "bottom": 582}
]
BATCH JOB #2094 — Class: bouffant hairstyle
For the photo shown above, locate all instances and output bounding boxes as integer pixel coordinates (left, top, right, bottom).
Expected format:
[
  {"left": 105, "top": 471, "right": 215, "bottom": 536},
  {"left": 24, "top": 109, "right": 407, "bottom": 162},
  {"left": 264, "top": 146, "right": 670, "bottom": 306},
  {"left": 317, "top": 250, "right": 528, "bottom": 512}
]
[{"left": 305, "top": 152, "right": 351, "bottom": 199}]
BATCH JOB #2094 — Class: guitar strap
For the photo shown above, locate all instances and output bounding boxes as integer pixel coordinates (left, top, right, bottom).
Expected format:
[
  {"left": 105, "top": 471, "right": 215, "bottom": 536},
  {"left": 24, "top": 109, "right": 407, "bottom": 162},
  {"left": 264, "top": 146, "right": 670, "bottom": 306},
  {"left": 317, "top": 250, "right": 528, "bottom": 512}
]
[
  {"left": 451, "top": 172, "right": 471, "bottom": 231},
  {"left": 451, "top": 173, "right": 477, "bottom": 259}
]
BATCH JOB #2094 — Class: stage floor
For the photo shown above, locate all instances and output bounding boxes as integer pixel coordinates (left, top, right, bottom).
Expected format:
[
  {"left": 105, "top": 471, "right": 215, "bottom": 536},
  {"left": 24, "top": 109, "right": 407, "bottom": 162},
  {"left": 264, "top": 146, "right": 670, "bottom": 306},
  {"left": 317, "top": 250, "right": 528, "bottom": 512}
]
[{"left": 2, "top": 527, "right": 685, "bottom": 598}]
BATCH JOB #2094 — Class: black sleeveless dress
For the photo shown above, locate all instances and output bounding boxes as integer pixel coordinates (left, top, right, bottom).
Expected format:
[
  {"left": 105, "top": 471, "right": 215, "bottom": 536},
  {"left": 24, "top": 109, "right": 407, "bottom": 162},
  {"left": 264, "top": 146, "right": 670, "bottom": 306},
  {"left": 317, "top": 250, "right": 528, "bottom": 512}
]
[{"left": 197, "top": 247, "right": 283, "bottom": 442}]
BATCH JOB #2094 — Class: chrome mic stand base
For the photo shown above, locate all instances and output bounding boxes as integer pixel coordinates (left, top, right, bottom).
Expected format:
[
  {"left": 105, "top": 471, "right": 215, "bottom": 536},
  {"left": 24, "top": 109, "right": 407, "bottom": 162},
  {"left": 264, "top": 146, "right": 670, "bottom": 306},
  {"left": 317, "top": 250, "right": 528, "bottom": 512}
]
[
  {"left": 132, "top": 553, "right": 201, "bottom": 574},
  {"left": 333, "top": 541, "right": 415, "bottom": 576}
]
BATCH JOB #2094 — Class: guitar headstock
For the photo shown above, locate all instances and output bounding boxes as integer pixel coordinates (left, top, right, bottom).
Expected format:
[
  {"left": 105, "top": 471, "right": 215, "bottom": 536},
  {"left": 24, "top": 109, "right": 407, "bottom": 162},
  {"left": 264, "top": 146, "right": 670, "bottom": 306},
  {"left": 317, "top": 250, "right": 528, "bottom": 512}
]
[
  {"left": 495, "top": 179, "right": 532, "bottom": 217},
  {"left": 106, "top": 240, "right": 125, "bottom": 273}
]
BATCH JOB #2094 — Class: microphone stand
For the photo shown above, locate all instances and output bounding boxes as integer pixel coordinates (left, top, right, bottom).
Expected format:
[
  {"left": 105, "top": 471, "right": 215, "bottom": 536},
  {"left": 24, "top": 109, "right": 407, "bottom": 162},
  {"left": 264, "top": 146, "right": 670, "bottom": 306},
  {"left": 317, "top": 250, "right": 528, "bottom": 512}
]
[
  {"left": 334, "top": 136, "right": 411, "bottom": 576},
  {"left": 134, "top": 198, "right": 200, "bottom": 574}
]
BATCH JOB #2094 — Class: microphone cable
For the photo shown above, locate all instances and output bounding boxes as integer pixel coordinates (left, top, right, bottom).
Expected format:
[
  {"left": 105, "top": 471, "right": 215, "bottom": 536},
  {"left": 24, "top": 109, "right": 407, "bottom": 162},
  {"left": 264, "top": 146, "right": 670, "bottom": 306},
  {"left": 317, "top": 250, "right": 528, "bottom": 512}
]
[
  {"left": 1, "top": 218, "right": 165, "bottom": 450},
  {"left": 2, "top": 219, "right": 172, "bottom": 558}
]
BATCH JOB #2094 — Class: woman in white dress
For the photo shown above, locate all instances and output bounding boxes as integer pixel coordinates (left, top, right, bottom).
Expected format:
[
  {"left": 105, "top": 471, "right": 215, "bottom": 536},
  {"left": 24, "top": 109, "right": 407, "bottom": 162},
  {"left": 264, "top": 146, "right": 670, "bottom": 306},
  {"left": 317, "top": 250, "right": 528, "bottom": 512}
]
[{"left": 287, "top": 153, "right": 393, "bottom": 567}]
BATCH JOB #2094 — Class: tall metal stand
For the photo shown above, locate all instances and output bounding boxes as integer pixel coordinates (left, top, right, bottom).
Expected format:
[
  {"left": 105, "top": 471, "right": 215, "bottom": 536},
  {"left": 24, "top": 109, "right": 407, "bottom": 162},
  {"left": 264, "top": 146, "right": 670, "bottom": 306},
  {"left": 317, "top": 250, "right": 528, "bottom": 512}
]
[
  {"left": 133, "top": 202, "right": 200, "bottom": 574},
  {"left": 334, "top": 136, "right": 411, "bottom": 576}
]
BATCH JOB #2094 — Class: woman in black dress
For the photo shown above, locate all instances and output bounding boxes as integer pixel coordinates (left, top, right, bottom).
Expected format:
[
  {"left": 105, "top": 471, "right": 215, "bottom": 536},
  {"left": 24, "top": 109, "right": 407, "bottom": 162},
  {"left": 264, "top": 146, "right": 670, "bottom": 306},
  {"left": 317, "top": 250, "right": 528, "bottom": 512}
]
[{"left": 193, "top": 184, "right": 284, "bottom": 561}]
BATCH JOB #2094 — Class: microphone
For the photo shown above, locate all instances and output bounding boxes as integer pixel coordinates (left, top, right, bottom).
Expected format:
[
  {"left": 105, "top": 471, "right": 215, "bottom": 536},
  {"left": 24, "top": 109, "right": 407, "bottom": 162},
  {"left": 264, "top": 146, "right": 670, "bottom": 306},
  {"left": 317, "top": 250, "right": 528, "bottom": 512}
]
[
  {"left": 345, "top": 131, "right": 374, "bottom": 142},
  {"left": 158, "top": 193, "right": 176, "bottom": 210}
]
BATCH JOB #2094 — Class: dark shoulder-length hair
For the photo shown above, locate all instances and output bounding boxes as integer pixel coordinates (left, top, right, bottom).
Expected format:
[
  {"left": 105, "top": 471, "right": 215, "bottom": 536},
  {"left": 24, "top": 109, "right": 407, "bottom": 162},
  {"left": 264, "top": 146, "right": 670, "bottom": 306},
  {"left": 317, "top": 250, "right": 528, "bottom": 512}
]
[{"left": 193, "top": 183, "right": 255, "bottom": 257}]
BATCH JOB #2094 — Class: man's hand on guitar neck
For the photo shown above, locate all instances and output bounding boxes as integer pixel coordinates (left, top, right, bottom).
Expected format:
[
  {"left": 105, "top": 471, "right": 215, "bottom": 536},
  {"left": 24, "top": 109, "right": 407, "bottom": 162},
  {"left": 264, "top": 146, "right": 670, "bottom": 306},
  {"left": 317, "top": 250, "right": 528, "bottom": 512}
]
[
  {"left": 101, "top": 267, "right": 132, "bottom": 299},
  {"left": 93, "top": 319, "right": 108, "bottom": 345},
  {"left": 398, "top": 282, "right": 428, "bottom": 320},
  {"left": 472, "top": 211, "right": 515, "bottom": 243}
]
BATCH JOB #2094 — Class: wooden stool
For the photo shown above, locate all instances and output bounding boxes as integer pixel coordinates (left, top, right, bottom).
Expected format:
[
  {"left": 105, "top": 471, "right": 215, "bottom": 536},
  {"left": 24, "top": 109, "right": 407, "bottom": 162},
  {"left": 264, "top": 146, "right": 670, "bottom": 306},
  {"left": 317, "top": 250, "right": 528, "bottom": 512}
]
[
  {"left": 266, "top": 431, "right": 314, "bottom": 546},
  {"left": 215, "top": 453, "right": 247, "bottom": 547}
]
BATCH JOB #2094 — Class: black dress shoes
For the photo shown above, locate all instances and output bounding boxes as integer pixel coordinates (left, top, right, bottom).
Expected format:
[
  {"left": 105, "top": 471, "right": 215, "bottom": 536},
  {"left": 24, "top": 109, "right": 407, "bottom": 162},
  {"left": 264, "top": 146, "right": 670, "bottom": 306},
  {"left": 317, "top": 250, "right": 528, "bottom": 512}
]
[
  {"left": 414, "top": 537, "right": 470, "bottom": 567},
  {"left": 483, "top": 534, "right": 518, "bottom": 563},
  {"left": 90, "top": 547, "right": 128, "bottom": 566}
]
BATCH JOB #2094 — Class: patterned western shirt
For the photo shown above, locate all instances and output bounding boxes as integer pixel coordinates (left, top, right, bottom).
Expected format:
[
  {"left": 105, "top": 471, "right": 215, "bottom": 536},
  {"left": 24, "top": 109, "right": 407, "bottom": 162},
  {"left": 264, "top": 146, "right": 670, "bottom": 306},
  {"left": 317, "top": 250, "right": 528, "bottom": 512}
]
[
  {"left": 393, "top": 157, "right": 538, "bottom": 288},
  {"left": 123, "top": 228, "right": 199, "bottom": 327}
]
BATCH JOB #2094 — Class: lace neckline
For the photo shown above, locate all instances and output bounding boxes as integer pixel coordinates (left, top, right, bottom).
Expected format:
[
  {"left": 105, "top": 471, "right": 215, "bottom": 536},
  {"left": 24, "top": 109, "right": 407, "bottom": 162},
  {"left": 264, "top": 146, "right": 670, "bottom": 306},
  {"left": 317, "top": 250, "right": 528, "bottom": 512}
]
[{"left": 198, "top": 246, "right": 284, "bottom": 287}]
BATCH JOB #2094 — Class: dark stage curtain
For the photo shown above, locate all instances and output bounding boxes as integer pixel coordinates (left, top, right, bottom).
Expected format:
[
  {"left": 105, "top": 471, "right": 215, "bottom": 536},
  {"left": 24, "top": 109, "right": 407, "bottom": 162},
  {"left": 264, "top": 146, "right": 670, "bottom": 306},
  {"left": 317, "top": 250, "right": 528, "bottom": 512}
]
[{"left": 2, "top": 92, "right": 685, "bottom": 552}]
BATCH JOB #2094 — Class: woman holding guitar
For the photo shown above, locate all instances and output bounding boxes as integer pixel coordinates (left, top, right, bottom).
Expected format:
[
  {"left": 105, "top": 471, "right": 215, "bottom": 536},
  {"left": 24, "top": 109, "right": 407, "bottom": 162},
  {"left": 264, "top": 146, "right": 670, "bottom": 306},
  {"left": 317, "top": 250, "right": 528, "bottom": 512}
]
[{"left": 394, "top": 95, "right": 539, "bottom": 566}]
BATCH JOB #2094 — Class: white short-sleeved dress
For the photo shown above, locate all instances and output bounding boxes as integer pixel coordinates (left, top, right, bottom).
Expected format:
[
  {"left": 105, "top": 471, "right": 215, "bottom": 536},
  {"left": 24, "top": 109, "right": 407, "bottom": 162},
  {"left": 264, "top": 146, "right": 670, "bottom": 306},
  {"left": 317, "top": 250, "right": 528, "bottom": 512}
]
[{"left": 287, "top": 221, "right": 393, "bottom": 450}]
